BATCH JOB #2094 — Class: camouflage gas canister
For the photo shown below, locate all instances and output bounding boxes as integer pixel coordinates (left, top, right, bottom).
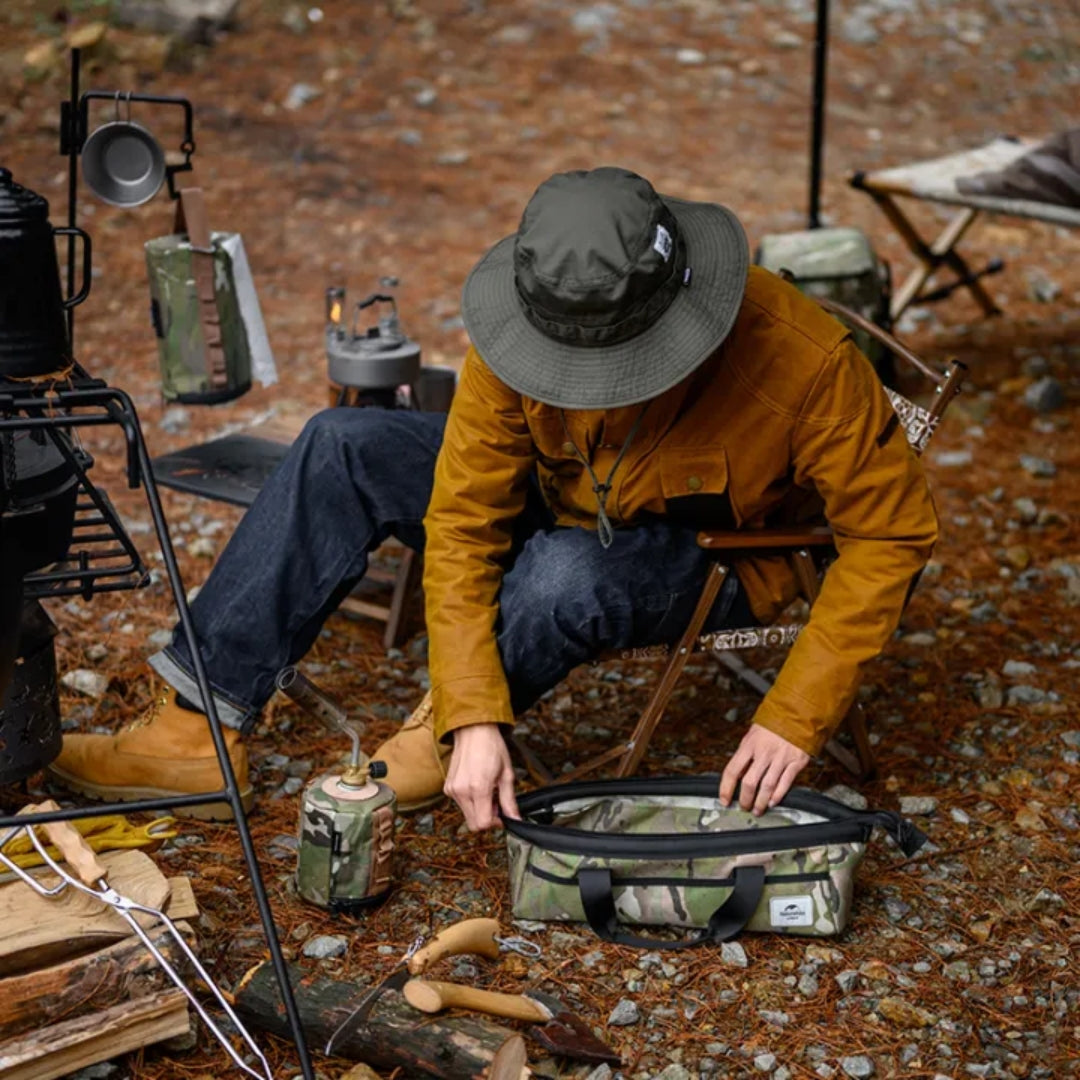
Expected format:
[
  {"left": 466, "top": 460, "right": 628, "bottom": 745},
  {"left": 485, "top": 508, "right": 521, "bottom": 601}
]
[{"left": 297, "top": 762, "right": 396, "bottom": 914}]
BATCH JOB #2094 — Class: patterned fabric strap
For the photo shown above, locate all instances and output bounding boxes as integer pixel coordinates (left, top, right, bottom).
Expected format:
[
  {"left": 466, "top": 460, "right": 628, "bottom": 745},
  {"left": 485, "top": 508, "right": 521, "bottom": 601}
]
[{"left": 883, "top": 386, "right": 939, "bottom": 453}]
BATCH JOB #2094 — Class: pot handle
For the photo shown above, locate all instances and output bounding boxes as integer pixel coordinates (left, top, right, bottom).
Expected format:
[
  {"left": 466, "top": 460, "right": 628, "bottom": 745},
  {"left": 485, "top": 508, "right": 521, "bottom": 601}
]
[{"left": 53, "top": 226, "right": 92, "bottom": 309}]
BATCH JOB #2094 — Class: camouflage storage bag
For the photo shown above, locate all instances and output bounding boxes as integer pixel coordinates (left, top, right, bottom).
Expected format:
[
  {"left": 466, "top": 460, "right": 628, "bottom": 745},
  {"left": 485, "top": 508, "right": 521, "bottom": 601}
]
[
  {"left": 505, "top": 777, "right": 927, "bottom": 949},
  {"left": 755, "top": 227, "right": 894, "bottom": 384},
  {"left": 144, "top": 186, "right": 274, "bottom": 405}
]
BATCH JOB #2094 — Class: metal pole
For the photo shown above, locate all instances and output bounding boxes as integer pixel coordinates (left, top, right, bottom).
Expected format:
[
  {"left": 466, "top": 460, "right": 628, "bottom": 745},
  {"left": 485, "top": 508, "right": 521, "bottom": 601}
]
[
  {"left": 808, "top": 0, "right": 830, "bottom": 229},
  {"left": 66, "top": 48, "right": 80, "bottom": 346}
]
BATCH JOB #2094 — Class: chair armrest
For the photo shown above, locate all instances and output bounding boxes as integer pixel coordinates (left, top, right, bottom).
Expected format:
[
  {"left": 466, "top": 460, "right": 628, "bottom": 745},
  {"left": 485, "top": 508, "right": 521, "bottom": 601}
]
[{"left": 697, "top": 526, "right": 835, "bottom": 551}]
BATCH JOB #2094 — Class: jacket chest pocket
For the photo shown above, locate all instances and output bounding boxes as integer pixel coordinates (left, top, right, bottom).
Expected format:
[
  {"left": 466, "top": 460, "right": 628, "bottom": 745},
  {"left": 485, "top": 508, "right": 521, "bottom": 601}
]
[{"left": 659, "top": 446, "right": 739, "bottom": 530}]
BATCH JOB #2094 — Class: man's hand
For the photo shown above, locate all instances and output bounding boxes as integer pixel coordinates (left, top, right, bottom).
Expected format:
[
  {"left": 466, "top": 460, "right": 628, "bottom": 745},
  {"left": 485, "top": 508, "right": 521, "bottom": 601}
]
[
  {"left": 719, "top": 723, "right": 810, "bottom": 815},
  {"left": 444, "top": 722, "right": 520, "bottom": 831}
]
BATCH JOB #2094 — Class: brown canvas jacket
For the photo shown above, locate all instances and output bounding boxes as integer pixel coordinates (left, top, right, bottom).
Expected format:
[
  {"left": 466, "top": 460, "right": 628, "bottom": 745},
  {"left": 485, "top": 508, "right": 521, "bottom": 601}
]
[{"left": 423, "top": 266, "right": 938, "bottom": 755}]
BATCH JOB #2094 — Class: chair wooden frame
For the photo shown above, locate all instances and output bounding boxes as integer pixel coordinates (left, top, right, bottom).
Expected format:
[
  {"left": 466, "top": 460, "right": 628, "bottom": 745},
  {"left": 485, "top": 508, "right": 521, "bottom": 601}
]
[{"left": 514, "top": 299, "right": 966, "bottom": 788}]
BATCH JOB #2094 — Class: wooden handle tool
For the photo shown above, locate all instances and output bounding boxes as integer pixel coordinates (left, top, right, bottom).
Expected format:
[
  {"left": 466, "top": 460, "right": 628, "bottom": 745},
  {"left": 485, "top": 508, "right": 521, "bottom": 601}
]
[
  {"left": 403, "top": 979, "right": 552, "bottom": 1023},
  {"left": 27, "top": 800, "right": 108, "bottom": 885},
  {"left": 407, "top": 917, "right": 502, "bottom": 975},
  {"left": 488, "top": 1034, "right": 530, "bottom": 1080}
]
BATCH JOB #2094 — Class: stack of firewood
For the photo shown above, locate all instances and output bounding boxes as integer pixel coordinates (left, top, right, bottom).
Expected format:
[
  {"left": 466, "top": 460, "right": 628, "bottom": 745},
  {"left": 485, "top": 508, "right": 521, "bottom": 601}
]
[{"left": 0, "top": 849, "right": 198, "bottom": 1080}]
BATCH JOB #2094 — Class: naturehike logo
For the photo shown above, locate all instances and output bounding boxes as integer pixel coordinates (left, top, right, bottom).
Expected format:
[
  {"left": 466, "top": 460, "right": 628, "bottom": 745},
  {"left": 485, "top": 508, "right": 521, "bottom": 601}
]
[
  {"left": 770, "top": 895, "right": 814, "bottom": 927},
  {"left": 653, "top": 224, "right": 673, "bottom": 261}
]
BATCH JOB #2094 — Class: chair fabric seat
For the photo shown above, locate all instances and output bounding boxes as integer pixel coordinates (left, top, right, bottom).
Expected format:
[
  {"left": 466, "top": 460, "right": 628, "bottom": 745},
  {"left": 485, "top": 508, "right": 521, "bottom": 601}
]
[{"left": 860, "top": 137, "right": 1080, "bottom": 226}]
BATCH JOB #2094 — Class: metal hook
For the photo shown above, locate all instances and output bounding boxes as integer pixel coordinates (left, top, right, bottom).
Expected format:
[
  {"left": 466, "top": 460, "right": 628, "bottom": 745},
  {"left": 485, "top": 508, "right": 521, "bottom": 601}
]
[{"left": 494, "top": 934, "right": 542, "bottom": 958}]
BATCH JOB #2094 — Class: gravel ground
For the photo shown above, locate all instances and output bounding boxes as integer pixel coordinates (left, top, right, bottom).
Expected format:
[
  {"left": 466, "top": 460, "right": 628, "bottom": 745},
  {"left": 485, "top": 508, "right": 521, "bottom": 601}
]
[{"left": 1, "top": 1, "right": 1078, "bottom": 1078}]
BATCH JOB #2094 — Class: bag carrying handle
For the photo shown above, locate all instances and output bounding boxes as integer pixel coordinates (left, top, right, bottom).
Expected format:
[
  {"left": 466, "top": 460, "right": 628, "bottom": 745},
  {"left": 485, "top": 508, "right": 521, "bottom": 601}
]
[
  {"left": 577, "top": 864, "right": 766, "bottom": 951},
  {"left": 173, "top": 187, "right": 228, "bottom": 390}
]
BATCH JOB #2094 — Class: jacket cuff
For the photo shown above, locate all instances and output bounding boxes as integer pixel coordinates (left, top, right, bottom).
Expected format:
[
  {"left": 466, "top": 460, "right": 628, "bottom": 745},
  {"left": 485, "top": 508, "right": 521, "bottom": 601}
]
[
  {"left": 432, "top": 675, "right": 515, "bottom": 743},
  {"left": 749, "top": 692, "right": 833, "bottom": 758}
]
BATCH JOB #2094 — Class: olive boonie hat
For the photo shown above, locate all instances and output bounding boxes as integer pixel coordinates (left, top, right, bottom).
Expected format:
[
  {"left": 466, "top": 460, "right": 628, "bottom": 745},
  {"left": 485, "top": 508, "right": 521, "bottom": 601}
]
[{"left": 461, "top": 166, "right": 749, "bottom": 409}]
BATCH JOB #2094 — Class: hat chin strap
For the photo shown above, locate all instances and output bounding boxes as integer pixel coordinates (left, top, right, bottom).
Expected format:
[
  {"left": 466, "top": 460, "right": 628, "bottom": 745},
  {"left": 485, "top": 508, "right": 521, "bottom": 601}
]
[{"left": 558, "top": 403, "right": 650, "bottom": 548}]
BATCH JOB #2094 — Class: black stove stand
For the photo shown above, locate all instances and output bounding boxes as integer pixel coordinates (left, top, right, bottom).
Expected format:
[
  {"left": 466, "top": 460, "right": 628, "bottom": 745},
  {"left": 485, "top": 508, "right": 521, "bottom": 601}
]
[{"left": 0, "top": 363, "right": 315, "bottom": 1080}]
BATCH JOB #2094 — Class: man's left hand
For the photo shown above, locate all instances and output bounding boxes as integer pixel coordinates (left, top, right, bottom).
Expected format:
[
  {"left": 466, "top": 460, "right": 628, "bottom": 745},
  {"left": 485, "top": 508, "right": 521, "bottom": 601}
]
[{"left": 719, "top": 724, "right": 810, "bottom": 815}]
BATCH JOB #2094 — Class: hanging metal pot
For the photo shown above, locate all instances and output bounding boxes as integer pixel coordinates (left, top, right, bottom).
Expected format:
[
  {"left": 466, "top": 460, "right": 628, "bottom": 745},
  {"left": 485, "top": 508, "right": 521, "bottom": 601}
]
[
  {"left": 82, "top": 94, "right": 166, "bottom": 208},
  {"left": 0, "top": 168, "right": 91, "bottom": 379}
]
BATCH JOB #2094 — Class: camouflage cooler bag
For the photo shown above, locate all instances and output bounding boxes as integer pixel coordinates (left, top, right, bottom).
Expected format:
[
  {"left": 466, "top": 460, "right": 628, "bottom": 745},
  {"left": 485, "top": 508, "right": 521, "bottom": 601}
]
[{"left": 505, "top": 776, "right": 927, "bottom": 949}]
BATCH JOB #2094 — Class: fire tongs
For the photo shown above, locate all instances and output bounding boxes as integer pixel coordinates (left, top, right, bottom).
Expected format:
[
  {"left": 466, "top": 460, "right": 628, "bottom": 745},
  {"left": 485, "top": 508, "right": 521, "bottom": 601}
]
[{"left": 0, "top": 801, "right": 273, "bottom": 1080}]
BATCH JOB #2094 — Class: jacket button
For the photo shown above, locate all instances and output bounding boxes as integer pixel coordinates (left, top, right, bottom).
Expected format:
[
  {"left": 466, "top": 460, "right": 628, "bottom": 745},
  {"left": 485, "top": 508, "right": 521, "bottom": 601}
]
[
  {"left": 686, "top": 475, "right": 703, "bottom": 491},
  {"left": 562, "top": 441, "right": 576, "bottom": 455}
]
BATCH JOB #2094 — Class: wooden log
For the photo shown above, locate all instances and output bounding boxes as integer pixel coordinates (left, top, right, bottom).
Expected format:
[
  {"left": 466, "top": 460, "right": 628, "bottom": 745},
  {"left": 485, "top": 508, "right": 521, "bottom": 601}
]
[
  {"left": 0, "top": 919, "right": 196, "bottom": 1041},
  {"left": 235, "top": 961, "right": 519, "bottom": 1079},
  {"left": 0, "top": 988, "right": 189, "bottom": 1080},
  {"left": 0, "top": 850, "right": 175, "bottom": 976}
]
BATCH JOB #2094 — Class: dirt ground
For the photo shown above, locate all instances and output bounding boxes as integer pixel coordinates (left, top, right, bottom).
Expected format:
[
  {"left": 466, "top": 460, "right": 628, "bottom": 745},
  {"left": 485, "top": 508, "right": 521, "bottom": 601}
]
[{"left": 1, "top": 1, "right": 1078, "bottom": 1078}]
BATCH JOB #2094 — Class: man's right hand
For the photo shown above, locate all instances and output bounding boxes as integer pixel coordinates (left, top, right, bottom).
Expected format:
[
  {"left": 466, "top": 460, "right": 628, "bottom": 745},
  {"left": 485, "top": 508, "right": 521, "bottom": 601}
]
[{"left": 444, "top": 722, "right": 520, "bottom": 831}]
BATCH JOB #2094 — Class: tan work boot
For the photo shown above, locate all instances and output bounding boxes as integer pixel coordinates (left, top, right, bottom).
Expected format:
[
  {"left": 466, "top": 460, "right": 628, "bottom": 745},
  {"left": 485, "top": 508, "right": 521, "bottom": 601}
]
[
  {"left": 370, "top": 691, "right": 451, "bottom": 812},
  {"left": 47, "top": 691, "right": 253, "bottom": 821}
]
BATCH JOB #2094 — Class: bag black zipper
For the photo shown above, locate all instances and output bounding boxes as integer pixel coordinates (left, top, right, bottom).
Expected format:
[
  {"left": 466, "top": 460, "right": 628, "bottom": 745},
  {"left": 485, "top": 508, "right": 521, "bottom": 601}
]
[
  {"left": 527, "top": 862, "right": 831, "bottom": 889},
  {"left": 506, "top": 776, "right": 927, "bottom": 859}
]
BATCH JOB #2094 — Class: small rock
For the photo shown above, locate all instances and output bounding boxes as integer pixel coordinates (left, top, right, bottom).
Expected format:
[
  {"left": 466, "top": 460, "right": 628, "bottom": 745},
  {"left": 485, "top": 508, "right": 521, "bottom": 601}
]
[
  {"left": 302, "top": 934, "right": 348, "bottom": 960},
  {"left": 584, "top": 1066, "right": 612, "bottom": 1080},
  {"left": 1005, "top": 545, "right": 1031, "bottom": 570},
  {"left": 798, "top": 971, "right": 820, "bottom": 995},
  {"left": 159, "top": 405, "right": 190, "bottom": 433},
  {"left": 147, "top": 628, "right": 173, "bottom": 649},
  {"left": 840, "top": 1056, "right": 875, "bottom": 1078},
  {"left": 86, "top": 642, "right": 109, "bottom": 662},
  {"left": 436, "top": 150, "right": 470, "bottom": 165},
  {"left": 1025, "top": 269, "right": 1061, "bottom": 303},
  {"left": 1022, "top": 376, "right": 1065, "bottom": 413},
  {"left": 653, "top": 1067, "right": 691, "bottom": 1080},
  {"left": 721, "top": 941, "right": 747, "bottom": 967},
  {"left": 607, "top": 998, "right": 640, "bottom": 1026},
  {"left": 1025, "top": 887, "right": 1064, "bottom": 914},
  {"left": 835, "top": 969, "right": 858, "bottom": 993},
  {"left": 759, "top": 1010, "right": 790, "bottom": 1027},
  {"left": 877, "top": 996, "right": 936, "bottom": 1028},
  {"left": 1002, "top": 659, "right": 1037, "bottom": 678},
  {"left": 899, "top": 796, "right": 937, "bottom": 816},
  {"left": 284, "top": 83, "right": 321, "bottom": 110},
  {"left": 884, "top": 897, "right": 912, "bottom": 922},
  {"left": 61, "top": 669, "right": 109, "bottom": 698},
  {"left": 1013, "top": 804, "right": 1046, "bottom": 831},
  {"left": 1011, "top": 497, "right": 1039, "bottom": 524},
  {"left": 70, "top": 1065, "right": 119, "bottom": 1080},
  {"left": 188, "top": 536, "right": 216, "bottom": 558},
  {"left": 976, "top": 682, "right": 1004, "bottom": 708},
  {"left": 771, "top": 30, "right": 803, "bottom": 48},
  {"left": 1019, "top": 454, "right": 1056, "bottom": 478},
  {"left": 339, "top": 1065, "right": 382, "bottom": 1080},
  {"left": 902, "top": 631, "right": 936, "bottom": 646},
  {"left": 824, "top": 784, "right": 868, "bottom": 810},
  {"left": 950, "top": 807, "right": 971, "bottom": 824},
  {"left": 754, "top": 1053, "right": 778, "bottom": 1073},
  {"left": 675, "top": 48, "right": 706, "bottom": 65},
  {"left": 933, "top": 450, "right": 973, "bottom": 468},
  {"left": 412, "top": 86, "right": 438, "bottom": 107},
  {"left": 1006, "top": 685, "right": 1047, "bottom": 706}
]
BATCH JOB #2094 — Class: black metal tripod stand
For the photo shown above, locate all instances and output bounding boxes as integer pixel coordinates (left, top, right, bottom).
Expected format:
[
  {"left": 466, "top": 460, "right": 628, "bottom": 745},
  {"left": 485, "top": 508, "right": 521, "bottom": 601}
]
[{"left": 0, "top": 365, "right": 314, "bottom": 1078}]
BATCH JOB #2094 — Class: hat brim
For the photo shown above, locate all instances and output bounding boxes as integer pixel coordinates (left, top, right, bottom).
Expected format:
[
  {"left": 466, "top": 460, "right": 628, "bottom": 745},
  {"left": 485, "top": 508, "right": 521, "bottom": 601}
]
[{"left": 461, "top": 195, "right": 749, "bottom": 409}]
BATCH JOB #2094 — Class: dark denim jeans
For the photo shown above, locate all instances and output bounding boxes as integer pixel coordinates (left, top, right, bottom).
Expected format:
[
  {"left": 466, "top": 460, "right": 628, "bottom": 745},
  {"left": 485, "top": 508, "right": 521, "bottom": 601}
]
[{"left": 150, "top": 408, "right": 755, "bottom": 731}]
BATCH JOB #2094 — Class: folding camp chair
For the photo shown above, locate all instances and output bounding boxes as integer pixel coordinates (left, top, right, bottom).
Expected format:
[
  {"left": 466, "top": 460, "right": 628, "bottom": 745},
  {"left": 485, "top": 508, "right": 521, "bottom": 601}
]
[
  {"left": 850, "top": 136, "right": 1080, "bottom": 321},
  {"left": 512, "top": 298, "right": 966, "bottom": 787}
]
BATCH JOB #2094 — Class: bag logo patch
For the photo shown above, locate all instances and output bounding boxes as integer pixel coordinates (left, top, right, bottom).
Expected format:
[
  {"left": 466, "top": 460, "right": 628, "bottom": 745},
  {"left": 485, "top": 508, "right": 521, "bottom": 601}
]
[{"left": 770, "top": 895, "right": 814, "bottom": 927}]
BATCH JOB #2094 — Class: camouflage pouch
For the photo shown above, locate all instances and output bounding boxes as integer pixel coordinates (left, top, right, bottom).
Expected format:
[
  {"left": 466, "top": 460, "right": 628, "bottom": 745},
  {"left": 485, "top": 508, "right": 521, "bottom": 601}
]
[
  {"left": 505, "top": 777, "right": 927, "bottom": 949},
  {"left": 144, "top": 187, "right": 256, "bottom": 405},
  {"left": 755, "top": 227, "right": 894, "bottom": 384}
]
